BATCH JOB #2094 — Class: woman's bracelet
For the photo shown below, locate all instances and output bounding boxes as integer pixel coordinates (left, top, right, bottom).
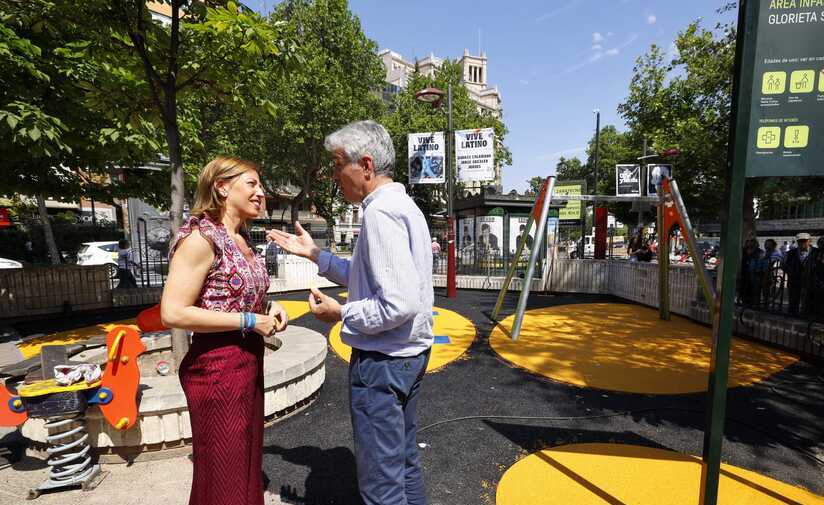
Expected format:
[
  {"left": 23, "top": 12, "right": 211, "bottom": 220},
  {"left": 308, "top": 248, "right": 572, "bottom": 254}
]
[{"left": 240, "top": 312, "right": 256, "bottom": 331}]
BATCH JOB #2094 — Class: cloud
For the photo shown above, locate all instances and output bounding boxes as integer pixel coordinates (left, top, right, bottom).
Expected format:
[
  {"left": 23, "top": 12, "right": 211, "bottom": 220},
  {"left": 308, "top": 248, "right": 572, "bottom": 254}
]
[
  {"left": 539, "top": 146, "right": 588, "bottom": 161},
  {"left": 592, "top": 32, "right": 604, "bottom": 44},
  {"left": 647, "top": 14, "right": 657, "bottom": 24},
  {"left": 535, "top": 0, "right": 582, "bottom": 22},
  {"left": 554, "top": 33, "right": 638, "bottom": 77},
  {"left": 519, "top": 79, "right": 530, "bottom": 85}
]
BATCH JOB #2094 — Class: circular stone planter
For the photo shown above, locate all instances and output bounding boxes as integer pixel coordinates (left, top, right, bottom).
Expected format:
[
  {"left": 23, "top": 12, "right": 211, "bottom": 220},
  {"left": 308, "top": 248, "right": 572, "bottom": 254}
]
[{"left": 21, "top": 325, "right": 326, "bottom": 462}]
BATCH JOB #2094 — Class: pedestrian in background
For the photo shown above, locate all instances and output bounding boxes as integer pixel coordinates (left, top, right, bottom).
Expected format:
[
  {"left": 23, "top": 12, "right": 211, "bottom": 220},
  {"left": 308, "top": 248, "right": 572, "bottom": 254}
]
[
  {"left": 431, "top": 237, "right": 441, "bottom": 273},
  {"left": 116, "top": 239, "right": 139, "bottom": 289},
  {"left": 810, "top": 237, "right": 824, "bottom": 317},
  {"left": 783, "top": 232, "right": 814, "bottom": 315}
]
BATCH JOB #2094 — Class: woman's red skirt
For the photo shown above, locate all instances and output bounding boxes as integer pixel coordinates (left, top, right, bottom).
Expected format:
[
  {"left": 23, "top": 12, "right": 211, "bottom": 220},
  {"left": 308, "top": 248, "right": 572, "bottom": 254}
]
[{"left": 179, "top": 331, "right": 264, "bottom": 505}]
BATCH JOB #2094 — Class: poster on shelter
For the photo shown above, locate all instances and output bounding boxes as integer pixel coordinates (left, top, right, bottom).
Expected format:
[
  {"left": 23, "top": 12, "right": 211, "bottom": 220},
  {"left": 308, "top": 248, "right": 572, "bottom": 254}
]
[
  {"left": 647, "top": 164, "right": 672, "bottom": 196},
  {"left": 509, "top": 216, "right": 535, "bottom": 255},
  {"left": 455, "top": 128, "right": 495, "bottom": 182},
  {"left": 475, "top": 215, "right": 503, "bottom": 254},
  {"left": 408, "top": 132, "right": 445, "bottom": 184},
  {"left": 615, "top": 164, "right": 641, "bottom": 197},
  {"left": 458, "top": 217, "right": 475, "bottom": 252}
]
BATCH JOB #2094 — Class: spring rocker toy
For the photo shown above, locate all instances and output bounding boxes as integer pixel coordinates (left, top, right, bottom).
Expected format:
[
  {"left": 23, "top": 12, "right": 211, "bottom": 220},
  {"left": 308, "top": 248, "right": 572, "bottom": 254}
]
[{"left": 0, "top": 318, "right": 151, "bottom": 498}]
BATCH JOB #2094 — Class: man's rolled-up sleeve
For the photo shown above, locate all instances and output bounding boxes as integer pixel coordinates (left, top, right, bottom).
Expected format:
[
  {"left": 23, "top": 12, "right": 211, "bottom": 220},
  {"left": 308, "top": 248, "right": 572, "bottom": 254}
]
[
  {"left": 340, "top": 209, "right": 418, "bottom": 335},
  {"left": 317, "top": 250, "right": 350, "bottom": 287}
]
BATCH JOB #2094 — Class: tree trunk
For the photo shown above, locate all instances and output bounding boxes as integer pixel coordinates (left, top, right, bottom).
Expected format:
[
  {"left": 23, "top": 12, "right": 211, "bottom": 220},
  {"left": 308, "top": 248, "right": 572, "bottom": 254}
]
[
  {"left": 36, "top": 193, "right": 61, "bottom": 265},
  {"left": 290, "top": 187, "right": 305, "bottom": 226},
  {"left": 328, "top": 222, "right": 337, "bottom": 254},
  {"left": 164, "top": 90, "right": 190, "bottom": 369}
]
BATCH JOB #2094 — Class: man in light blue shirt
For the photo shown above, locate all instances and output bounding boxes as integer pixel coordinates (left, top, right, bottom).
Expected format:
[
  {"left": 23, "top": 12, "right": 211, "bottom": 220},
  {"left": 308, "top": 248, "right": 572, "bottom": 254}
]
[{"left": 268, "top": 120, "right": 433, "bottom": 505}]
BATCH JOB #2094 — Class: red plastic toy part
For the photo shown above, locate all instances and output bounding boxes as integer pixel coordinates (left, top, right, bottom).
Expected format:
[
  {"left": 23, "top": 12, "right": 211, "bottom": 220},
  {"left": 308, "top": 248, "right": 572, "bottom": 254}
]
[
  {"left": 136, "top": 304, "right": 167, "bottom": 332},
  {"left": 661, "top": 177, "right": 685, "bottom": 240},
  {"left": 99, "top": 326, "right": 146, "bottom": 431},
  {"left": 0, "top": 383, "right": 27, "bottom": 427}
]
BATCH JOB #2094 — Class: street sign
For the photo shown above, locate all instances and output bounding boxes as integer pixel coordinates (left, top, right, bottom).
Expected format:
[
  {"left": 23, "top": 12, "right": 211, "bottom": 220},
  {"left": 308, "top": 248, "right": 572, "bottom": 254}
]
[
  {"left": 647, "top": 164, "right": 672, "bottom": 196},
  {"left": 615, "top": 164, "right": 642, "bottom": 197},
  {"left": 745, "top": 0, "right": 824, "bottom": 177}
]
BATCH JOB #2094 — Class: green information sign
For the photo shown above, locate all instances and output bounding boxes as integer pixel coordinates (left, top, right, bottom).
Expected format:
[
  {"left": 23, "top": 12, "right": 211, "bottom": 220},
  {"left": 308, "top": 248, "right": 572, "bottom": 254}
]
[
  {"left": 554, "top": 182, "right": 584, "bottom": 220},
  {"left": 746, "top": 0, "right": 824, "bottom": 177}
]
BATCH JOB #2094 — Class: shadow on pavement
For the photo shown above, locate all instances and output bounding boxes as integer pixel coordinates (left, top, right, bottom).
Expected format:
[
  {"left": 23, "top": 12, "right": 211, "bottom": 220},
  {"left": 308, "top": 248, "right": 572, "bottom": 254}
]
[{"left": 265, "top": 445, "right": 362, "bottom": 505}]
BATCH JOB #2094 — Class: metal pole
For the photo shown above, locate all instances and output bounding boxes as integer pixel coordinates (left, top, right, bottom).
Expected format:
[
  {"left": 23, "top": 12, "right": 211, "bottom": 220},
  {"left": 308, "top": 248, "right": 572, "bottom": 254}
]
[
  {"left": 511, "top": 177, "right": 556, "bottom": 339},
  {"left": 639, "top": 138, "right": 647, "bottom": 229},
  {"left": 657, "top": 193, "right": 670, "bottom": 320},
  {"left": 90, "top": 196, "right": 97, "bottom": 229},
  {"left": 593, "top": 110, "right": 600, "bottom": 197},
  {"left": 669, "top": 178, "right": 717, "bottom": 314},
  {"left": 592, "top": 111, "right": 600, "bottom": 259},
  {"left": 701, "top": 1, "right": 758, "bottom": 503},
  {"left": 492, "top": 214, "right": 535, "bottom": 321},
  {"left": 446, "top": 83, "right": 457, "bottom": 299}
]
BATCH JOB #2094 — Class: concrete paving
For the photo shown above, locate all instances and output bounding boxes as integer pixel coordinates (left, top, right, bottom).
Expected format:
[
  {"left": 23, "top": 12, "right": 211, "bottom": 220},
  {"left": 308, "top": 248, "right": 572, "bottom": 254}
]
[{"left": 0, "top": 450, "right": 283, "bottom": 505}]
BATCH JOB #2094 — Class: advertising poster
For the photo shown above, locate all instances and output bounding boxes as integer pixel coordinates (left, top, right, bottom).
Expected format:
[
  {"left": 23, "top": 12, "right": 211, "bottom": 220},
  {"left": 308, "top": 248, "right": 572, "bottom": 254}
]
[
  {"left": 455, "top": 128, "right": 495, "bottom": 182},
  {"left": 546, "top": 217, "right": 559, "bottom": 247},
  {"left": 475, "top": 215, "right": 503, "bottom": 254},
  {"left": 458, "top": 217, "right": 475, "bottom": 252},
  {"left": 554, "top": 183, "right": 583, "bottom": 220},
  {"left": 616, "top": 164, "right": 642, "bottom": 197},
  {"left": 509, "top": 216, "right": 535, "bottom": 255},
  {"left": 408, "top": 132, "right": 445, "bottom": 184},
  {"left": 647, "top": 164, "right": 672, "bottom": 196}
]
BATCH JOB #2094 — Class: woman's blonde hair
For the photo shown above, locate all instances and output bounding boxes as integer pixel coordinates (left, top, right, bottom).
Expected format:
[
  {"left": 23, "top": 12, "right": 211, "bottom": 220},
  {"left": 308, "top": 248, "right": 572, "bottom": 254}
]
[{"left": 190, "top": 156, "right": 260, "bottom": 222}]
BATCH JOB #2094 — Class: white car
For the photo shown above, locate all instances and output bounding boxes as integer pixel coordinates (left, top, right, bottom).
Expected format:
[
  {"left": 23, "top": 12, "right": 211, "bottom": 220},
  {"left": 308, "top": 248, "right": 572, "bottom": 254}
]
[
  {"left": 77, "top": 241, "right": 120, "bottom": 277},
  {"left": 0, "top": 257, "right": 22, "bottom": 269}
]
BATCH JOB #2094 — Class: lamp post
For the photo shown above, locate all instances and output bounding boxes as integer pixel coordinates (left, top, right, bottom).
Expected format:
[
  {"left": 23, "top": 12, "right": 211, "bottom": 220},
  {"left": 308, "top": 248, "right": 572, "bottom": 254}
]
[
  {"left": 593, "top": 109, "right": 600, "bottom": 197},
  {"left": 415, "top": 85, "right": 457, "bottom": 298}
]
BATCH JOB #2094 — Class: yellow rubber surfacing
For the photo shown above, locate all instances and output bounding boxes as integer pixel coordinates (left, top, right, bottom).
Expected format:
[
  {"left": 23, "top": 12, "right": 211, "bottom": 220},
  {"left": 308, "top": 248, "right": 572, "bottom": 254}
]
[
  {"left": 16, "top": 300, "right": 312, "bottom": 359},
  {"left": 490, "top": 303, "right": 797, "bottom": 394},
  {"left": 329, "top": 307, "right": 476, "bottom": 372},
  {"left": 497, "top": 443, "right": 824, "bottom": 505},
  {"left": 17, "top": 320, "right": 139, "bottom": 359}
]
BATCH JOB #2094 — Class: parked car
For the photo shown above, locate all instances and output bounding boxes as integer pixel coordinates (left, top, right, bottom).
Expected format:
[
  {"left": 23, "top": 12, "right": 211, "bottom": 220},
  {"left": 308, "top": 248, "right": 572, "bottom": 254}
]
[
  {"left": 76, "top": 241, "right": 119, "bottom": 278},
  {"left": 0, "top": 257, "right": 22, "bottom": 269}
]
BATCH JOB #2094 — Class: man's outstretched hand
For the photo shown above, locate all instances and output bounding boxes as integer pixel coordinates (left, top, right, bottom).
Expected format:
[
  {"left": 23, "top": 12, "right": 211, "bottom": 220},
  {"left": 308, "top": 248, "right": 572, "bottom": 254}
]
[
  {"left": 308, "top": 287, "right": 342, "bottom": 323},
  {"left": 267, "top": 222, "right": 320, "bottom": 262}
]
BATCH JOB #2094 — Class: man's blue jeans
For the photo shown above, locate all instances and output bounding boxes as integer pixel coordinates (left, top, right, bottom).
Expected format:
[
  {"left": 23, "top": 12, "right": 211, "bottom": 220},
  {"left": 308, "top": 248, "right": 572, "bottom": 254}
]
[{"left": 349, "top": 347, "right": 431, "bottom": 505}]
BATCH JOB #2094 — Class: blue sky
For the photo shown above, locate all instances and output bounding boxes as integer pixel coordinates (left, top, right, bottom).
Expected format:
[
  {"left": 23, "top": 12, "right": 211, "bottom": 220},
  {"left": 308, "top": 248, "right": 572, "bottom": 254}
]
[{"left": 248, "top": 1, "right": 735, "bottom": 192}]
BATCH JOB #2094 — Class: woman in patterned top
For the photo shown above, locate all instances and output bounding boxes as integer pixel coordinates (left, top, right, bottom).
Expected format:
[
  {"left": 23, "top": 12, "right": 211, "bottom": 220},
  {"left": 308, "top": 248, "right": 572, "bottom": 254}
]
[{"left": 160, "top": 156, "right": 288, "bottom": 505}]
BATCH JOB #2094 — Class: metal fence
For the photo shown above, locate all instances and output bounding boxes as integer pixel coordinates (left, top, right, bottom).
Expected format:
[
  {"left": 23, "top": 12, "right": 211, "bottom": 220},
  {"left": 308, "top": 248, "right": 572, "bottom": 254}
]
[
  {"left": 433, "top": 247, "right": 545, "bottom": 278},
  {"left": 548, "top": 258, "right": 824, "bottom": 361}
]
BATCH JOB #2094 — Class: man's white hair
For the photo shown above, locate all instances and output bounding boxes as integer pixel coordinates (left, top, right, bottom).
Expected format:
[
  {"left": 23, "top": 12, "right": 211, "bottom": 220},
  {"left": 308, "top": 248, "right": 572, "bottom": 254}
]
[{"left": 324, "top": 120, "right": 395, "bottom": 177}]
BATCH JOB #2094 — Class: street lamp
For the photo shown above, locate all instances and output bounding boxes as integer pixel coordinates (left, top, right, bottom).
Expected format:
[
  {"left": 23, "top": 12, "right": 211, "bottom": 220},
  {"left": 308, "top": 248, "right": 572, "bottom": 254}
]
[{"left": 415, "top": 84, "right": 457, "bottom": 298}]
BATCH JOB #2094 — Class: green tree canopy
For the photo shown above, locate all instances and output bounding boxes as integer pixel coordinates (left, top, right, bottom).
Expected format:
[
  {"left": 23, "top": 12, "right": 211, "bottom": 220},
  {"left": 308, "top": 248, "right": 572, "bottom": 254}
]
[
  {"left": 382, "top": 60, "right": 512, "bottom": 219},
  {"left": 193, "top": 0, "right": 384, "bottom": 228}
]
